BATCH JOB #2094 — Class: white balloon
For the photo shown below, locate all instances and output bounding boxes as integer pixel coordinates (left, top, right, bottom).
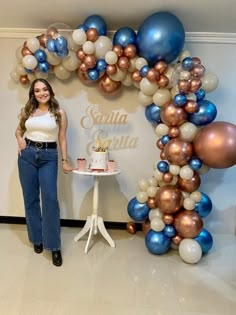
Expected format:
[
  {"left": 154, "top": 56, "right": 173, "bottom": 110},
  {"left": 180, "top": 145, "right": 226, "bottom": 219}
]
[
  {"left": 153, "top": 169, "right": 163, "bottom": 181},
  {"left": 22, "top": 55, "right": 38, "bottom": 70},
  {"left": 72, "top": 29, "right": 87, "bottom": 45},
  {"left": 45, "top": 49, "right": 61, "bottom": 66},
  {"left": 179, "top": 122, "right": 198, "bottom": 142},
  {"left": 27, "top": 73, "right": 36, "bottom": 82},
  {"left": 149, "top": 208, "right": 162, "bottom": 221},
  {"left": 140, "top": 78, "right": 158, "bottom": 96},
  {"left": 136, "top": 191, "right": 148, "bottom": 203},
  {"left": 138, "top": 178, "right": 149, "bottom": 191},
  {"left": 164, "top": 65, "right": 174, "bottom": 88},
  {"left": 62, "top": 51, "right": 80, "bottom": 71},
  {"left": 198, "top": 164, "right": 210, "bottom": 175},
  {"left": 122, "top": 73, "right": 132, "bottom": 86},
  {"left": 95, "top": 36, "right": 113, "bottom": 59},
  {"left": 35, "top": 71, "right": 48, "bottom": 80},
  {"left": 169, "top": 164, "right": 180, "bottom": 176},
  {"left": 190, "top": 191, "right": 202, "bottom": 202},
  {"left": 105, "top": 51, "right": 118, "bottom": 65},
  {"left": 82, "top": 41, "right": 95, "bottom": 55},
  {"left": 67, "top": 34, "right": 81, "bottom": 52},
  {"left": 182, "top": 191, "right": 190, "bottom": 198},
  {"left": 155, "top": 123, "right": 169, "bottom": 137},
  {"left": 183, "top": 197, "right": 195, "bottom": 210},
  {"left": 153, "top": 88, "right": 171, "bottom": 107},
  {"left": 179, "top": 165, "right": 194, "bottom": 180},
  {"left": 10, "top": 70, "right": 19, "bottom": 82},
  {"left": 27, "top": 37, "right": 40, "bottom": 53},
  {"left": 135, "top": 57, "right": 148, "bottom": 70},
  {"left": 138, "top": 91, "right": 153, "bottom": 106},
  {"left": 202, "top": 73, "right": 219, "bottom": 92},
  {"left": 179, "top": 70, "right": 191, "bottom": 80},
  {"left": 147, "top": 186, "right": 158, "bottom": 198},
  {"left": 169, "top": 176, "right": 178, "bottom": 185},
  {"left": 151, "top": 217, "right": 165, "bottom": 232},
  {"left": 147, "top": 177, "right": 158, "bottom": 187},
  {"left": 186, "top": 93, "right": 197, "bottom": 101},
  {"left": 171, "top": 85, "right": 180, "bottom": 98},
  {"left": 16, "top": 63, "right": 27, "bottom": 76},
  {"left": 16, "top": 46, "right": 23, "bottom": 62},
  {"left": 128, "top": 57, "right": 138, "bottom": 72},
  {"left": 179, "top": 239, "right": 202, "bottom": 264},
  {"left": 109, "top": 67, "right": 126, "bottom": 81},
  {"left": 54, "top": 64, "right": 71, "bottom": 80}
]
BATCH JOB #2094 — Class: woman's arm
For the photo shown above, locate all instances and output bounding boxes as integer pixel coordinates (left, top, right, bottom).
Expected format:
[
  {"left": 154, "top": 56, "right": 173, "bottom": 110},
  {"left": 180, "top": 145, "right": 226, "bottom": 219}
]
[
  {"left": 15, "top": 120, "right": 26, "bottom": 156},
  {"left": 58, "top": 108, "right": 73, "bottom": 173}
]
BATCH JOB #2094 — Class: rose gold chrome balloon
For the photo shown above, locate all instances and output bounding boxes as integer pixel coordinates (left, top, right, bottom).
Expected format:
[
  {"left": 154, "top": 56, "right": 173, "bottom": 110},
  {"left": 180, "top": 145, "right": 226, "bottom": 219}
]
[
  {"left": 192, "top": 56, "right": 201, "bottom": 65},
  {"left": 131, "top": 70, "right": 142, "bottom": 83},
  {"left": 164, "top": 139, "right": 193, "bottom": 166},
  {"left": 178, "top": 79, "right": 190, "bottom": 94},
  {"left": 117, "top": 56, "right": 130, "bottom": 70},
  {"left": 106, "top": 64, "right": 117, "bottom": 75},
  {"left": 189, "top": 78, "right": 202, "bottom": 93},
  {"left": 146, "top": 69, "right": 158, "bottom": 82},
  {"left": 97, "top": 74, "right": 121, "bottom": 96},
  {"left": 184, "top": 100, "right": 199, "bottom": 113},
  {"left": 126, "top": 222, "right": 136, "bottom": 234},
  {"left": 21, "top": 47, "right": 32, "bottom": 56},
  {"left": 168, "top": 126, "right": 180, "bottom": 138},
  {"left": 147, "top": 197, "right": 157, "bottom": 209},
  {"left": 177, "top": 171, "right": 201, "bottom": 192},
  {"left": 172, "top": 234, "right": 183, "bottom": 245},
  {"left": 154, "top": 60, "right": 168, "bottom": 74},
  {"left": 112, "top": 45, "right": 124, "bottom": 57},
  {"left": 86, "top": 28, "right": 99, "bottom": 42},
  {"left": 161, "top": 103, "right": 187, "bottom": 127},
  {"left": 77, "top": 49, "right": 86, "bottom": 61},
  {"left": 191, "top": 64, "right": 205, "bottom": 77},
  {"left": 174, "top": 210, "right": 203, "bottom": 238},
  {"left": 155, "top": 185, "right": 184, "bottom": 214},
  {"left": 162, "top": 172, "right": 173, "bottom": 183},
  {"left": 157, "top": 75, "right": 169, "bottom": 88},
  {"left": 84, "top": 54, "right": 96, "bottom": 69},
  {"left": 124, "top": 44, "right": 136, "bottom": 59},
  {"left": 162, "top": 213, "right": 174, "bottom": 225},
  {"left": 39, "top": 34, "right": 48, "bottom": 48},
  {"left": 142, "top": 218, "right": 151, "bottom": 236}
]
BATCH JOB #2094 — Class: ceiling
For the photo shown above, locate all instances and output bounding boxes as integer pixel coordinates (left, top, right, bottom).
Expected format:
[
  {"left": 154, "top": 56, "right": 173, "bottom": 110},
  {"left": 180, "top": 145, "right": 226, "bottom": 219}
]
[{"left": 1, "top": 0, "right": 236, "bottom": 34}]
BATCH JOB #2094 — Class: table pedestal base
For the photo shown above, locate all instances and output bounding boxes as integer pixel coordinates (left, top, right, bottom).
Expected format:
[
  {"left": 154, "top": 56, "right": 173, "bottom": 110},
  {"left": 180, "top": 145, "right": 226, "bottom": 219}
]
[{"left": 74, "top": 214, "right": 115, "bottom": 253}]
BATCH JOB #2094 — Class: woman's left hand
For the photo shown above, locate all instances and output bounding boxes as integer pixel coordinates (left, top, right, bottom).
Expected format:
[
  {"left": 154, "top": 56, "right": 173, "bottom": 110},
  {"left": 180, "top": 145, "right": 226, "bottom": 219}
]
[{"left": 62, "top": 161, "right": 73, "bottom": 174}]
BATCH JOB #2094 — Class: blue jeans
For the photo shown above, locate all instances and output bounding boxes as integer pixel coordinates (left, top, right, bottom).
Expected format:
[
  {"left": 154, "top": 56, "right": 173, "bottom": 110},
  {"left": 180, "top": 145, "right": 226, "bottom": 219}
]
[{"left": 18, "top": 144, "right": 61, "bottom": 251}]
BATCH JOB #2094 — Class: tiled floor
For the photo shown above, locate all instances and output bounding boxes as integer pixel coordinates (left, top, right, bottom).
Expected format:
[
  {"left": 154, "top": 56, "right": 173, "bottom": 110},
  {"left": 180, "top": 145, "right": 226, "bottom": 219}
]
[{"left": 0, "top": 223, "right": 235, "bottom": 315}]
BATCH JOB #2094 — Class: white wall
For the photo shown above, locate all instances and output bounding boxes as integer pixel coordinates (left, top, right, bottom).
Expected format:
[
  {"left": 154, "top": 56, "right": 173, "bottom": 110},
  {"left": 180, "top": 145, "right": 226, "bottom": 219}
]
[{"left": 0, "top": 35, "right": 236, "bottom": 235}]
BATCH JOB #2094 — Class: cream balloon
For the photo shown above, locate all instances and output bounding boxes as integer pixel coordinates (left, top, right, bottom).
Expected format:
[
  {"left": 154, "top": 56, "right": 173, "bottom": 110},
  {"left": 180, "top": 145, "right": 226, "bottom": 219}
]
[
  {"left": 22, "top": 55, "right": 38, "bottom": 70},
  {"left": 10, "top": 70, "right": 19, "bottom": 82},
  {"left": 186, "top": 93, "right": 197, "bottom": 101},
  {"left": 153, "top": 169, "right": 163, "bottom": 181},
  {"left": 62, "top": 51, "right": 80, "bottom": 71},
  {"left": 27, "top": 73, "right": 36, "bottom": 82},
  {"left": 201, "top": 73, "right": 219, "bottom": 92},
  {"left": 153, "top": 88, "right": 172, "bottom": 107},
  {"left": 147, "top": 177, "right": 158, "bottom": 187},
  {"left": 155, "top": 123, "right": 169, "bottom": 137},
  {"left": 140, "top": 78, "right": 158, "bottom": 96},
  {"left": 54, "top": 64, "right": 71, "bottom": 80},
  {"left": 151, "top": 217, "right": 165, "bottom": 232},
  {"left": 72, "top": 29, "right": 87, "bottom": 45},
  {"left": 136, "top": 191, "right": 148, "bottom": 203},
  {"left": 128, "top": 57, "right": 138, "bottom": 72},
  {"left": 95, "top": 36, "right": 113, "bottom": 59},
  {"left": 179, "top": 70, "right": 191, "bottom": 80},
  {"left": 198, "top": 164, "right": 210, "bottom": 175},
  {"left": 169, "top": 165, "right": 180, "bottom": 176},
  {"left": 67, "top": 34, "right": 81, "bottom": 52},
  {"left": 171, "top": 85, "right": 180, "bottom": 98},
  {"left": 179, "top": 239, "right": 202, "bottom": 264},
  {"left": 147, "top": 186, "right": 158, "bottom": 198},
  {"left": 135, "top": 57, "right": 148, "bottom": 70},
  {"left": 82, "top": 41, "right": 95, "bottom": 55},
  {"left": 109, "top": 67, "right": 126, "bottom": 81},
  {"left": 179, "top": 165, "right": 194, "bottom": 180},
  {"left": 122, "top": 73, "right": 133, "bottom": 86},
  {"left": 35, "top": 71, "right": 48, "bottom": 80},
  {"left": 45, "top": 49, "right": 61, "bottom": 66},
  {"left": 182, "top": 191, "right": 190, "bottom": 198},
  {"left": 138, "top": 91, "right": 153, "bottom": 106},
  {"left": 16, "top": 63, "right": 27, "bottom": 76},
  {"left": 27, "top": 37, "right": 40, "bottom": 53},
  {"left": 16, "top": 46, "right": 23, "bottom": 62},
  {"left": 190, "top": 191, "right": 202, "bottom": 202},
  {"left": 138, "top": 179, "right": 149, "bottom": 191},
  {"left": 179, "top": 122, "right": 198, "bottom": 142},
  {"left": 183, "top": 197, "right": 195, "bottom": 210},
  {"left": 169, "top": 176, "right": 178, "bottom": 186},
  {"left": 105, "top": 51, "right": 118, "bottom": 65},
  {"left": 149, "top": 208, "right": 162, "bottom": 221}
]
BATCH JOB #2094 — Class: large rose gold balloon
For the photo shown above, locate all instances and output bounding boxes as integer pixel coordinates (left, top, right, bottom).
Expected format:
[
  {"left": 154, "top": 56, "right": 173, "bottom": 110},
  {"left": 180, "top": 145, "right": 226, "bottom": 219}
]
[
  {"left": 164, "top": 139, "right": 193, "bottom": 166},
  {"left": 161, "top": 102, "right": 187, "bottom": 127},
  {"left": 174, "top": 210, "right": 203, "bottom": 238},
  {"left": 177, "top": 171, "right": 201, "bottom": 192},
  {"left": 124, "top": 44, "right": 136, "bottom": 58},
  {"left": 126, "top": 221, "right": 136, "bottom": 234},
  {"left": 155, "top": 185, "right": 184, "bottom": 214},
  {"left": 142, "top": 218, "right": 151, "bottom": 236},
  {"left": 193, "top": 121, "right": 236, "bottom": 168},
  {"left": 97, "top": 74, "right": 121, "bottom": 96},
  {"left": 162, "top": 213, "right": 174, "bottom": 225},
  {"left": 86, "top": 28, "right": 99, "bottom": 42}
]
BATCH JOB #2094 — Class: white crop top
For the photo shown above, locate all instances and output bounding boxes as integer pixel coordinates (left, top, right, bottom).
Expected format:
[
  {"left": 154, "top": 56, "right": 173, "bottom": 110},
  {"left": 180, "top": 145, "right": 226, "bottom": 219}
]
[{"left": 24, "top": 112, "right": 59, "bottom": 142}]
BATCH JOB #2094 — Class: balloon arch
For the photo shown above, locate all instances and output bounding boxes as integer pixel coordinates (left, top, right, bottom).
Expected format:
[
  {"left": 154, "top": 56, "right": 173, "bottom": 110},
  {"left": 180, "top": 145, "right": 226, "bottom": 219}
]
[{"left": 10, "top": 12, "right": 236, "bottom": 264}]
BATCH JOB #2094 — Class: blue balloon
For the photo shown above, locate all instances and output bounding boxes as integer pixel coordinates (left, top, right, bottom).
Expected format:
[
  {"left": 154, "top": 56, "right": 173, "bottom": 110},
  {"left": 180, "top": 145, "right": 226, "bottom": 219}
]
[
  {"left": 38, "top": 61, "right": 50, "bottom": 73},
  {"left": 194, "top": 192, "right": 212, "bottom": 218},
  {"left": 76, "top": 24, "right": 88, "bottom": 32},
  {"left": 113, "top": 27, "right": 136, "bottom": 47},
  {"left": 55, "top": 36, "right": 68, "bottom": 53},
  {"left": 157, "top": 161, "right": 169, "bottom": 173},
  {"left": 96, "top": 59, "right": 107, "bottom": 72},
  {"left": 195, "top": 88, "right": 205, "bottom": 101},
  {"left": 56, "top": 48, "right": 69, "bottom": 58},
  {"left": 34, "top": 49, "right": 47, "bottom": 62},
  {"left": 194, "top": 229, "right": 213, "bottom": 254},
  {"left": 24, "top": 68, "right": 34, "bottom": 73},
  {"left": 182, "top": 57, "right": 194, "bottom": 71},
  {"left": 145, "top": 230, "right": 171, "bottom": 255},
  {"left": 164, "top": 225, "right": 176, "bottom": 238},
  {"left": 88, "top": 69, "right": 99, "bottom": 81},
  {"left": 83, "top": 15, "right": 107, "bottom": 36},
  {"left": 140, "top": 65, "right": 150, "bottom": 77},
  {"left": 188, "top": 100, "right": 217, "bottom": 126},
  {"left": 136, "top": 11, "right": 185, "bottom": 65},
  {"left": 161, "top": 134, "right": 171, "bottom": 145},
  {"left": 127, "top": 197, "right": 150, "bottom": 222},
  {"left": 145, "top": 103, "right": 161, "bottom": 124},
  {"left": 46, "top": 38, "right": 56, "bottom": 53},
  {"left": 173, "top": 94, "right": 187, "bottom": 107},
  {"left": 188, "top": 157, "right": 202, "bottom": 171}
]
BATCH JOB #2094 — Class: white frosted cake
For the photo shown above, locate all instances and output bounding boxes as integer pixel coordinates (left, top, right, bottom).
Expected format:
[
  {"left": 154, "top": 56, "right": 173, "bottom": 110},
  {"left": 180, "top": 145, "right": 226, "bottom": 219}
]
[{"left": 90, "top": 151, "right": 108, "bottom": 171}]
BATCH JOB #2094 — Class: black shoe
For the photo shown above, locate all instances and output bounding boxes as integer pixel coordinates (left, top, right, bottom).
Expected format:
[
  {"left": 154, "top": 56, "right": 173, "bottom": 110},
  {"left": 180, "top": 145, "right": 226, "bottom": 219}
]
[
  {"left": 52, "top": 250, "right": 63, "bottom": 267},
  {"left": 34, "top": 243, "right": 43, "bottom": 254}
]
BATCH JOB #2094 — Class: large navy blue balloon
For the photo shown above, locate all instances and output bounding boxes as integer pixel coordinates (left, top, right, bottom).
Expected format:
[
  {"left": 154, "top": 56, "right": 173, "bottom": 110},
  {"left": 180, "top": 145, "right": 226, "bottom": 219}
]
[
  {"left": 145, "top": 230, "right": 171, "bottom": 255},
  {"left": 188, "top": 100, "right": 217, "bottom": 126},
  {"left": 113, "top": 27, "right": 136, "bottom": 47},
  {"left": 194, "top": 192, "right": 212, "bottom": 218},
  {"left": 145, "top": 103, "right": 161, "bottom": 124},
  {"left": 127, "top": 197, "right": 150, "bottom": 222},
  {"left": 136, "top": 11, "right": 185, "bottom": 65},
  {"left": 194, "top": 229, "right": 213, "bottom": 254},
  {"left": 83, "top": 15, "right": 107, "bottom": 36}
]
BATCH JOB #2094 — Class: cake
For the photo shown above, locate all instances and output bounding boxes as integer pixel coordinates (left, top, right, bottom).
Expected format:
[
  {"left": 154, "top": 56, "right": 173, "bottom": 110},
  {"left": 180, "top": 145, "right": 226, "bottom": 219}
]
[{"left": 90, "top": 151, "right": 108, "bottom": 171}]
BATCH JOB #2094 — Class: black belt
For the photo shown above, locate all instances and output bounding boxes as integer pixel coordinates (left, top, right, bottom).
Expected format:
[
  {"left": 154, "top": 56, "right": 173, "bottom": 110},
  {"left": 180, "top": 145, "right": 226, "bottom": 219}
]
[{"left": 25, "top": 138, "right": 57, "bottom": 149}]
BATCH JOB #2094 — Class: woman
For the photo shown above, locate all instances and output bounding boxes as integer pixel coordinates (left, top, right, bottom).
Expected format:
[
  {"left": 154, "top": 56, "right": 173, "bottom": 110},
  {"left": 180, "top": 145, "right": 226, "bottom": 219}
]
[{"left": 15, "top": 78, "right": 72, "bottom": 267}]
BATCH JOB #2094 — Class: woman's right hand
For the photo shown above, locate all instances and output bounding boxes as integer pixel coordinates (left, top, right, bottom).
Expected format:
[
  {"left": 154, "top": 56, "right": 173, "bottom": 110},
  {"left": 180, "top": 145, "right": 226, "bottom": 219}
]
[{"left": 17, "top": 138, "right": 26, "bottom": 156}]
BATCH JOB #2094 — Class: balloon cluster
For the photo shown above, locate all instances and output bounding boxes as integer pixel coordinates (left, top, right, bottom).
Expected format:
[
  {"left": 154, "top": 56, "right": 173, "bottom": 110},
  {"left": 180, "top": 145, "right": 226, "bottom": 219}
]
[{"left": 10, "top": 12, "right": 236, "bottom": 263}]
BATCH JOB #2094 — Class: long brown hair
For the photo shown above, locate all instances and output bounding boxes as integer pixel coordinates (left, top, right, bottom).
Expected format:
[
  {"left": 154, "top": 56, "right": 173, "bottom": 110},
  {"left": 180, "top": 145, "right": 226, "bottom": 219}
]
[{"left": 19, "top": 78, "right": 61, "bottom": 132}]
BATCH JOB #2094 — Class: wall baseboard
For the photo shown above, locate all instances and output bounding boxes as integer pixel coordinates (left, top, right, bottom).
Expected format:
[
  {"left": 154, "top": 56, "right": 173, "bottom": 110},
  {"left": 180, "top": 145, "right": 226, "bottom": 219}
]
[{"left": 0, "top": 216, "right": 142, "bottom": 231}]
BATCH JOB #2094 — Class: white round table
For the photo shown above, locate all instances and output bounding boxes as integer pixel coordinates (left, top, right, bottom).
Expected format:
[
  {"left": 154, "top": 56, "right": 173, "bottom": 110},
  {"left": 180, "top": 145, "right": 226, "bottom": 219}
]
[{"left": 72, "top": 169, "right": 121, "bottom": 253}]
